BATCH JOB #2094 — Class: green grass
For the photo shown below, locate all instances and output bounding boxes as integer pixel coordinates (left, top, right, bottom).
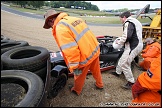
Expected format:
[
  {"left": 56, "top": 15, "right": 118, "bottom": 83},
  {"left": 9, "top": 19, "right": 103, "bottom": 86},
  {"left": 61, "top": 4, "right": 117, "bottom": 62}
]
[
  {"left": 77, "top": 16, "right": 153, "bottom": 24},
  {"left": 79, "top": 16, "right": 121, "bottom": 24},
  {"left": 3, "top": 3, "right": 154, "bottom": 24}
]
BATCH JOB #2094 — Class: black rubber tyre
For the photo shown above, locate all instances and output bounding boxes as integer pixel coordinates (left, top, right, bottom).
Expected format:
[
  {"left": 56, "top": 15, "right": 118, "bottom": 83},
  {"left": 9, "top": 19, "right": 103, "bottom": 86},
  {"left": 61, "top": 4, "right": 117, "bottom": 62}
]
[
  {"left": 1, "top": 41, "right": 29, "bottom": 55},
  {"left": 1, "top": 61, "right": 3, "bottom": 70},
  {"left": 34, "top": 66, "right": 47, "bottom": 80},
  {"left": 1, "top": 39, "right": 15, "bottom": 45},
  {"left": 1, "top": 70, "right": 44, "bottom": 107},
  {"left": 1, "top": 46, "right": 49, "bottom": 73},
  {"left": 1, "top": 35, "right": 10, "bottom": 41}
]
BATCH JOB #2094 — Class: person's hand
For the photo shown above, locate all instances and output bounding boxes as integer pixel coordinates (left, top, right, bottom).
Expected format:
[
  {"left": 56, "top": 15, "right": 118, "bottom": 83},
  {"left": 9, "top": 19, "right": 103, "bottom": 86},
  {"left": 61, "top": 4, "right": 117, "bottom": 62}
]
[
  {"left": 115, "top": 38, "right": 120, "bottom": 44},
  {"left": 73, "top": 69, "right": 82, "bottom": 75}
]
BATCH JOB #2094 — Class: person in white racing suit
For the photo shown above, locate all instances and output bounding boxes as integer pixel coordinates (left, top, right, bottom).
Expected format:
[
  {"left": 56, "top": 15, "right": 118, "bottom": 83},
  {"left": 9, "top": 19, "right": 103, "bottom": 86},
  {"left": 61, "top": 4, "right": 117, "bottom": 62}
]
[{"left": 111, "top": 11, "right": 143, "bottom": 89}]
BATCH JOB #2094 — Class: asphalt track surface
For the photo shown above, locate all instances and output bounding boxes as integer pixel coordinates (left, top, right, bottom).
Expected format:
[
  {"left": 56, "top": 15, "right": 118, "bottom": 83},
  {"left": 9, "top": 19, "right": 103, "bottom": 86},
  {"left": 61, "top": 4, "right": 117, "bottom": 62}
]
[{"left": 1, "top": 4, "right": 122, "bottom": 27}]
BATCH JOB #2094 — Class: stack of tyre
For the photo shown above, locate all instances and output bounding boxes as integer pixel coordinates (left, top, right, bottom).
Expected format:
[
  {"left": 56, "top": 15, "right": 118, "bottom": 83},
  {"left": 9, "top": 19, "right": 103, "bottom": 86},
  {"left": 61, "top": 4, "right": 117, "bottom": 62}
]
[{"left": 1, "top": 35, "right": 50, "bottom": 107}]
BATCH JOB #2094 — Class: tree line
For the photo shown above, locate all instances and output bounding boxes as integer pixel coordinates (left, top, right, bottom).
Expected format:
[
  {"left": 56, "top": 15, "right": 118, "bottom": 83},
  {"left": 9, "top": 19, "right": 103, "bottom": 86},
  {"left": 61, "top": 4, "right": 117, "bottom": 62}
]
[{"left": 2, "top": 1, "right": 99, "bottom": 11}]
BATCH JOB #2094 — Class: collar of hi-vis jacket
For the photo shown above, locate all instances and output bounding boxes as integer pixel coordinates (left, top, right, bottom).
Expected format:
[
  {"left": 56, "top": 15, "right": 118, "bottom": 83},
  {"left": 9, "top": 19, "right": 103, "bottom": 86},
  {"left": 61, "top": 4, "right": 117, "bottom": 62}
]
[{"left": 52, "top": 12, "right": 68, "bottom": 33}]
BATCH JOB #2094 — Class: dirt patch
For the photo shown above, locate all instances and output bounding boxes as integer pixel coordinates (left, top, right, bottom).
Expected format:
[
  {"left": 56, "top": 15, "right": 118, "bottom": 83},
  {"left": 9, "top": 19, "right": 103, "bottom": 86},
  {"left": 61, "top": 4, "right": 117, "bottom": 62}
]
[
  {"left": 1, "top": 10, "right": 143, "bottom": 107},
  {"left": 1, "top": 83, "right": 26, "bottom": 107},
  {"left": 1, "top": 11, "right": 122, "bottom": 52}
]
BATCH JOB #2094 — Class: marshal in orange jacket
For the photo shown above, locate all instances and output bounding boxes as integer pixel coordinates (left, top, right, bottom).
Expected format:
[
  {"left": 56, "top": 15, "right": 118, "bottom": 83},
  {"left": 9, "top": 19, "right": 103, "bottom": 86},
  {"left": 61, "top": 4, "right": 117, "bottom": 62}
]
[
  {"left": 139, "top": 42, "right": 161, "bottom": 70},
  {"left": 131, "top": 55, "right": 161, "bottom": 107},
  {"left": 52, "top": 12, "right": 100, "bottom": 73}
]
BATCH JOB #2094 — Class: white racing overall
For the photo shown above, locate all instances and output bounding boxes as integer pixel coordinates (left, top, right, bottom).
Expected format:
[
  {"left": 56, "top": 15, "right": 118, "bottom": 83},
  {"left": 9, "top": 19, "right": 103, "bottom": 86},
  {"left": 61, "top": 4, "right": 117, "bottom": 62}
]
[{"left": 116, "top": 17, "right": 143, "bottom": 83}]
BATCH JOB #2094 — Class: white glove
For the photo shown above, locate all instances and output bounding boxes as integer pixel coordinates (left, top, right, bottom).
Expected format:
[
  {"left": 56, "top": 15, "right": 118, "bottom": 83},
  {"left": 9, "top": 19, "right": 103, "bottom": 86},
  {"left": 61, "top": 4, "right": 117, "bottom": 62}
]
[{"left": 73, "top": 69, "right": 82, "bottom": 75}]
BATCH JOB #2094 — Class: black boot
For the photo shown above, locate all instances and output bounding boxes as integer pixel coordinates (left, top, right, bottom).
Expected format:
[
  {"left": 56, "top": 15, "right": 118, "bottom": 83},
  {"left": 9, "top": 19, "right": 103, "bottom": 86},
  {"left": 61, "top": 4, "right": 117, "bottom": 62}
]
[
  {"left": 68, "top": 84, "right": 78, "bottom": 95},
  {"left": 94, "top": 83, "right": 104, "bottom": 90},
  {"left": 121, "top": 82, "right": 134, "bottom": 89}
]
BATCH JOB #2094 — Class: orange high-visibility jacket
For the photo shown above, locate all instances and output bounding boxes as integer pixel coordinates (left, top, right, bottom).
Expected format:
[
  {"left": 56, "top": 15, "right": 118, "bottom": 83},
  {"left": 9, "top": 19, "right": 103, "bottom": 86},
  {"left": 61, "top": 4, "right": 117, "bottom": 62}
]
[
  {"left": 142, "top": 44, "right": 151, "bottom": 53},
  {"left": 133, "top": 55, "right": 161, "bottom": 103},
  {"left": 52, "top": 12, "right": 100, "bottom": 73},
  {"left": 142, "top": 42, "right": 161, "bottom": 58}
]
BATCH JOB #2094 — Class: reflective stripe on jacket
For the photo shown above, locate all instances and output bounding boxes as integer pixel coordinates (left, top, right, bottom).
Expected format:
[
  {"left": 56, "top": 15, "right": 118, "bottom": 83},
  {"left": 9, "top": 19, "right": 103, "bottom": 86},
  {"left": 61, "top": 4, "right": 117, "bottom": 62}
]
[{"left": 52, "top": 12, "right": 100, "bottom": 72}]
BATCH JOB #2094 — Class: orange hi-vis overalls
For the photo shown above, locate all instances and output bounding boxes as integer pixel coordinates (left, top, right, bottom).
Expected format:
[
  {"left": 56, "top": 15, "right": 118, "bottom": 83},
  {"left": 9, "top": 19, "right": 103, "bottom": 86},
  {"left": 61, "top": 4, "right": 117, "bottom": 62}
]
[
  {"left": 131, "top": 55, "right": 161, "bottom": 107},
  {"left": 140, "top": 42, "right": 161, "bottom": 70},
  {"left": 52, "top": 12, "right": 103, "bottom": 95}
]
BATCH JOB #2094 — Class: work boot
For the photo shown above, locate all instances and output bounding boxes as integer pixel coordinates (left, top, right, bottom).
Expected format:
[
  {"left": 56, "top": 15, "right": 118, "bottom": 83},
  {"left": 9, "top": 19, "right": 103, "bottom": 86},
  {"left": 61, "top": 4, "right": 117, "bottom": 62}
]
[
  {"left": 68, "top": 84, "right": 78, "bottom": 95},
  {"left": 94, "top": 83, "right": 103, "bottom": 90},
  {"left": 121, "top": 82, "right": 134, "bottom": 89},
  {"left": 110, "top": 72, "right": 120, "bottom": 77}
]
